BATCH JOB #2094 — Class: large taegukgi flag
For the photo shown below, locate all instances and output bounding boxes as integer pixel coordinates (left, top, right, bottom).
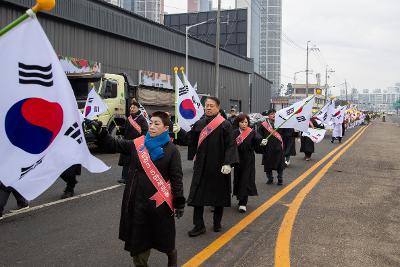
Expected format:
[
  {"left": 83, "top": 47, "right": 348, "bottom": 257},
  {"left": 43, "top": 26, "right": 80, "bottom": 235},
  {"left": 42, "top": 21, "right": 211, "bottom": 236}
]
[
  {"left": 275, "top": 95, "right": 314, "bottom": 132},
  {"left": 0, "top": 17, "right": 109, "bottom": 200},
  {"left": 175, "top": 72, "right": 204, "bottom": 131},
  {"left": 316, "top": 99, "right": 335, "bottom": 124}
]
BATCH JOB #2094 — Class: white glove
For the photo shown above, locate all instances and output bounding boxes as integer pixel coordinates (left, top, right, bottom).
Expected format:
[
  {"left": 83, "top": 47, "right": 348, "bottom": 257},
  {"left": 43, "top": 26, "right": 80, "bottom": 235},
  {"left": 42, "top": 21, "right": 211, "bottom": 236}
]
[
  {"left": 221, "top": 165, "right": 232, "bottom": 174},
  {"left": 172, "top": 123, "right": 181, "bottom": 133},
  {"left": 260, "top": 138, "right": 268, "bottom": 146}
]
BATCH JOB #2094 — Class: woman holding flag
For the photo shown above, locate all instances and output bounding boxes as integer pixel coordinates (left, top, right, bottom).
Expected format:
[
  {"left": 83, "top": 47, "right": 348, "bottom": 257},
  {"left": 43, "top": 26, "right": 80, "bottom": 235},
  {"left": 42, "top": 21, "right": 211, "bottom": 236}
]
[
  {"left": 232, "top": 114, "right": 262, "bottom": 213},
  {"left": 89, "top": 112, "right": 185, "bottom": 267}
]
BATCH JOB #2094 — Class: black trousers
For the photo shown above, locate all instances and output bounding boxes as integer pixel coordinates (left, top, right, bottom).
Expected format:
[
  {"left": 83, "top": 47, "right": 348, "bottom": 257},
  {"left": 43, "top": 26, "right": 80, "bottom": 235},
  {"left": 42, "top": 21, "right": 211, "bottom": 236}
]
[
  {"left": 193, "top": 206, "right": 223, "bottom": 227},
  {"left": 121, "top": 165, "right": 129, "bottom": 181},
  {"left": 238, "top": 196, "right": 248, "bottom": 206},
  {"left": 60, "top": 174, "right": 77, "bottom": 192},
  {"left": 0, "top": 184, "right": 28, "bottom": 215},
  {"left": 266, "top": 166, "right": 284, "bottom": 181},
  {"left": 304, "top": 152, "right": 312, "bottom": 158}
]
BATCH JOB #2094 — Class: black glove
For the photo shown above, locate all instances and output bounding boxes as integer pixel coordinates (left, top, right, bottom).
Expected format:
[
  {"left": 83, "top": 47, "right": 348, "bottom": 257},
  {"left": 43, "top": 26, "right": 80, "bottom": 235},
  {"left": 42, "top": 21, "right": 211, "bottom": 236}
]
[
  {"left": 85, "top": 119, "right": 103, "bottom": 136},
  {"left": 174, "top": 208, "right": 184, "bottom": 219}
]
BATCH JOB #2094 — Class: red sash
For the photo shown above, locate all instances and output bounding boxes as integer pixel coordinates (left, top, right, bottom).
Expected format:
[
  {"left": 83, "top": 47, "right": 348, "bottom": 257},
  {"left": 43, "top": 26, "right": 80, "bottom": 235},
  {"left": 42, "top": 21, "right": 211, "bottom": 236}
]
[
  {"left": 236, "top": 127, "right": 253, "bottom": 145},
  {"left": 134, "top": 136, "right": 173, "bottom": 211},
  {"left": 197, "top": 114, "right": 225, "bottom": 149},
  {"left": 128, "top": 115, "right": 142, "bottom": 134},
  {"left": 261, "top": 121, "right": 283, "bottom": 149}
]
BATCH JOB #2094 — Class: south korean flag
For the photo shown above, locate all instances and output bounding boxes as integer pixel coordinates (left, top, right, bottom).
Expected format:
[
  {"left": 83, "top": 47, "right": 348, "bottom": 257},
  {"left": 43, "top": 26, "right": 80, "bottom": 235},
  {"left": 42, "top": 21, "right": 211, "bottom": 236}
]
[
  {"left": 275, "top": 95, "right": 314, "bottom": 132},
  {"left": 302, "top": 128, "right": 327, "bottom": 143},
  {"left": 83, "top": 87, "right": 108, "bottom": 120}
]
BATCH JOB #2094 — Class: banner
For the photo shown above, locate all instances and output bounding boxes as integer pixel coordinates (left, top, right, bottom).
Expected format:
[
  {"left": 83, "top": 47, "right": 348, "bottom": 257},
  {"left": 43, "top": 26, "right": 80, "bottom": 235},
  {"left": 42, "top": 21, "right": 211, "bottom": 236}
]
[
  {"left": 175, "top": 72, "right": 204, "bottom": 131},
  {"left": 275, "top": 95, "right": 314, "bottom": 132},
  {"left": 0, "top": 17, "right": 109, "bottom": 200},
  {"left": 83, "top": 87, "right": 108, "bottom": 119}
]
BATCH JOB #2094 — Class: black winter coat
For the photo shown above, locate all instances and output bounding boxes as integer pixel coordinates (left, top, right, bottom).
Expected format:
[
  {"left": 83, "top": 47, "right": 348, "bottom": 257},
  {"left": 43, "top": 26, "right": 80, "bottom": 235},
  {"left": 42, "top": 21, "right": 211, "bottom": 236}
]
[
  {"left": 118, "top": 112, "right": 148, "bottom": 166},
  {"left": 181, "top": 115, "right": 238, "bottom": 207},
  {"left": 98, "top": 133, "right": 184, "bottom": 256},
  {"left": 233, "top": 129, "right": 261, "bottom": 199},
  {"left": 258, "top": 120, "right": 284, "bottom": 171}
]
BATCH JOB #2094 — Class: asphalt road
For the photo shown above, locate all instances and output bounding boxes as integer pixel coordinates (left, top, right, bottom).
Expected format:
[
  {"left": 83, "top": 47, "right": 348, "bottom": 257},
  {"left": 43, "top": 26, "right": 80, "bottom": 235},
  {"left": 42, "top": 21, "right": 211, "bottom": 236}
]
[{"left": 1, "top": 120, "right": 399, "bottom": 266}]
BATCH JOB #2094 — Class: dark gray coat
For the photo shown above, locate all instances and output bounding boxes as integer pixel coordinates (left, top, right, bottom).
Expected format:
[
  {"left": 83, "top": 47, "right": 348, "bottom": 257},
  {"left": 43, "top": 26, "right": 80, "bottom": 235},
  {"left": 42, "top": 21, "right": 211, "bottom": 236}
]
[{"left": 258, "top": 120, "right": 284, "bottom": 171}]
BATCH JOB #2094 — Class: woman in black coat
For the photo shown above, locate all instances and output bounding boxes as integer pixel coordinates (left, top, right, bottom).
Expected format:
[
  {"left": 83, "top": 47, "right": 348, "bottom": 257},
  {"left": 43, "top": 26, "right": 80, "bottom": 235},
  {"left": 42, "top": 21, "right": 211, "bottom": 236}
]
[
  {"left": 117, "top": 99, "right": 148, "bottom": 184},
  {"left": 232, "top": 114, "right": 262, "bottom": 213},
  {"left": 91, "top": 112, "right": 184, "bottom": 267},
  {"left": 300, "top": 117, "right": 324, "bottom": 161}
]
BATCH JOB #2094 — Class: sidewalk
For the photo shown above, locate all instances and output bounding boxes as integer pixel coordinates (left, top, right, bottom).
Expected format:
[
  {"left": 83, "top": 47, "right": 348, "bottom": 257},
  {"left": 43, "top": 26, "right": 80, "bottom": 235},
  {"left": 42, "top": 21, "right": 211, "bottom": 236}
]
[{"left": 291, "top": 121, "right": 400, "bottom": 267}]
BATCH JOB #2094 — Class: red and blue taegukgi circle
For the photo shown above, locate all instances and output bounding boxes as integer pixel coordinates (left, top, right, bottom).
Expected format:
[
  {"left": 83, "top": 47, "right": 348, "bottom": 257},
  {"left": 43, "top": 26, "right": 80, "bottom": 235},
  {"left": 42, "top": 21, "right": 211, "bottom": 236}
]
[
  {"left": 5, "top": 98, "right": 63, "bottom": 154},
  {"left": 179, "top": 99, "right": 196, "bottom": 120}
]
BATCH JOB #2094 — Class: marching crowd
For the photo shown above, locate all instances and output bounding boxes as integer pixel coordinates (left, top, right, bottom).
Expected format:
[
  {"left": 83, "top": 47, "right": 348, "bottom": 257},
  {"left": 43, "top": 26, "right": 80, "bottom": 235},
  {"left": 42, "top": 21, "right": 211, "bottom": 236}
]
[{"left": 1, "top": 96, "right": 369, "bottom": 267}]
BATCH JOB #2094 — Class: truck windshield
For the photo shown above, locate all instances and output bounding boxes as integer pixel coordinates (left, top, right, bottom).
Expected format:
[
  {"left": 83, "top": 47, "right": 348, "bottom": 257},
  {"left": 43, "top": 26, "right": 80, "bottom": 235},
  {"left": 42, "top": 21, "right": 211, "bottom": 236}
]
[{"left": 69, "top": 78, "right": 102, "bottom": 101}]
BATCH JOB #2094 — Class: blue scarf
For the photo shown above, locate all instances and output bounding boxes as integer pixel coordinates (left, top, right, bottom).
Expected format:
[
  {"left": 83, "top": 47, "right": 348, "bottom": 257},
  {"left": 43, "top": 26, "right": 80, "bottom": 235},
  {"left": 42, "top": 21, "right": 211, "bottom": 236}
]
[{"left": 144, "top": 131, "right": 170, "bottom": 161}]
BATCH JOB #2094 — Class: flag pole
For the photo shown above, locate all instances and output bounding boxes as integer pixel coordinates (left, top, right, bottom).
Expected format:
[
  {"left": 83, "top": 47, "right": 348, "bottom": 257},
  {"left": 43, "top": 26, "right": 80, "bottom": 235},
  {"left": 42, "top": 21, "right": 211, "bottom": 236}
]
[
  {"left": 0, "top": 0, "right": 56, "bottom": 37},
  {"left": 173, "top": 67, "right": 179, "bottom": 139},
  {"left": 265, "top": 95, "right": 316, "bottom": 140}
]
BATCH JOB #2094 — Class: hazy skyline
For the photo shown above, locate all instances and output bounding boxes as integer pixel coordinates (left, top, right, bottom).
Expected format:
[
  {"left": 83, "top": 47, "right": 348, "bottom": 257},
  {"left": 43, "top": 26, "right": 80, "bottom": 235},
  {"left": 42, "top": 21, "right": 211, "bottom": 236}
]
[{"left": 165, "top": 0, "right": 400, "bottom": 94}]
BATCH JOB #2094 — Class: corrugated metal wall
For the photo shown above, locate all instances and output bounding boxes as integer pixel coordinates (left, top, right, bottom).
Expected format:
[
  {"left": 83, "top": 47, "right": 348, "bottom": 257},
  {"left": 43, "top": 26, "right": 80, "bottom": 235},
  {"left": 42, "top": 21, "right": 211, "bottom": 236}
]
[
  {"left": 251, "top": 73, "right": 272, "bottom": 113},
  {"left": 0, "top": 0, "right": 258, "bottom": 112}
]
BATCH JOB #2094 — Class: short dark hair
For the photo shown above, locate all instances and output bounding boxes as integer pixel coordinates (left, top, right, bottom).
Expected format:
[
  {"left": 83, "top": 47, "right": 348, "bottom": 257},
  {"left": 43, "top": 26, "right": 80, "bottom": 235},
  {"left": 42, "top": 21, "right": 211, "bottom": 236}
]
[
  {"left": 206, "top": 96, "right": 220, "bottom": 106},
  {"left": 234, "top": 113, "right": 250, "bottom": 127},
  {"left": 151, "top": 111, "right": 170, "bottom": 126},
  {"left": 131, "top": 99, "right": 140, "bottom": 108},
  {"left": 266, "top": 109, "right": 276, "bottom": 115}
]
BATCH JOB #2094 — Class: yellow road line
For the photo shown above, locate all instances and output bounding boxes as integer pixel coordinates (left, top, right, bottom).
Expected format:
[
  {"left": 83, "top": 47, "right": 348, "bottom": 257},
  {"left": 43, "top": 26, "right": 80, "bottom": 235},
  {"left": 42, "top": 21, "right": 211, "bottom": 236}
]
[
  {"left": 274, "top": 125, "right": 369, "bottom": 267},
  {"left": 182, "top": 126, "right": 366, "bottom": 267}
]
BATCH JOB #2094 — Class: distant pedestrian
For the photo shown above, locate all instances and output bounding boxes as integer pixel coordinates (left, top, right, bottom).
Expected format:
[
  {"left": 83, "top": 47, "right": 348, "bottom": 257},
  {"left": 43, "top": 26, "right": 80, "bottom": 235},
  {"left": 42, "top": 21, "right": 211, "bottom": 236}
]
[
  {"left": 258, "top": 109, "right": 285, "bottom": 185},
  {"left": 117, "top": 99, "right": 148, "bottom": 184},
  {"left": 232, "top": 114, "right": 262, "bottom": 213},
  {"left": 228, "top": 108, "right": 237, "bottom": 124}
]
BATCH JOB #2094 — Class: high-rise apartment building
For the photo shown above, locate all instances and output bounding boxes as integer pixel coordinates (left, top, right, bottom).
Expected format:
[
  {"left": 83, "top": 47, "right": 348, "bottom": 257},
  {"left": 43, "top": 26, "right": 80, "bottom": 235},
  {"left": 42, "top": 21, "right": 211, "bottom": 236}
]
[
  {"left": 260, "top": 0, "right": 282, "bottom": 96},
  {"left": 104, "top": 0, "right": 164, "bottom": 23},
  {"left": 187, "top": 0, "right": 212, "bottom": 12}
]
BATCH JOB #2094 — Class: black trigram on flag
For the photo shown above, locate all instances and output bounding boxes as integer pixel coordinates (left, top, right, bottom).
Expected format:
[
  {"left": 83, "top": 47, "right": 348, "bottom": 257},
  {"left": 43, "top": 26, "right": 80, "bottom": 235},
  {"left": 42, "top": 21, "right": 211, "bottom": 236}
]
[
  {"left": 18, "top": 62, "right": 53, "bottom": 87},
  {"left": 296, "top": 116, "right": 306, "bottom": 122},
  {"left": 323, "top": 112, "right": 328, "bottom": 121},
  {"left": 64, "top": 122, "right": 83, "bottom": 144},
  {"left": 179, "top": 85, "right": 189, "bottom": 96},
  {"left": 192, "top": 96, "right": 201, "bottom": 109},
  {"left": 20, "top": 156, "right": 45, "bottom": 179},
  {"left": 87, "top": 97, "right": 94, "bottom": 103}
]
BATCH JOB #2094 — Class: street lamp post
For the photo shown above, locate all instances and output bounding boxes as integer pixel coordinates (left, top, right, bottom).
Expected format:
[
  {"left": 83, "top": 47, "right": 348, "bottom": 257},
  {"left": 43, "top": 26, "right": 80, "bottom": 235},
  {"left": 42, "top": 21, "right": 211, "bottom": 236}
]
[
  {"left": 185, "top": 19, "right": 214, "bottom": 80},
  {"left": 324, "top": 66, "right": 335, "bottom": 103}
]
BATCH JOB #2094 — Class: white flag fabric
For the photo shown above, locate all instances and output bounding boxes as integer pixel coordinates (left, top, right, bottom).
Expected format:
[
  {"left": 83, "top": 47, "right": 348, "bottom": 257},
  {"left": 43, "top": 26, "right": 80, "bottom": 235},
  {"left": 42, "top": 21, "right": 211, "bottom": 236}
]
[
  {"left": 0, "top": 17, "right": 109, "bottom": 200},
  {"left": 275, "top": 95, "right": 314, "bottom": 132},
  {"left": 138, "top": 102, "right": 150, "bottom": 123},
  {"left": 83, "top": 87, "right": 108, "bottom": 119},
  {"left": 302, "top": 128, "right": 327, "bottom": 143},
  {"left": 331, "top": 105, "right": 347, "bottom": 124},
  {"left": 316, "top": 99, "right": 335, "bottom": 123},
  {"left": 175, "top": 72, "right": 204, "bottom": 131}
]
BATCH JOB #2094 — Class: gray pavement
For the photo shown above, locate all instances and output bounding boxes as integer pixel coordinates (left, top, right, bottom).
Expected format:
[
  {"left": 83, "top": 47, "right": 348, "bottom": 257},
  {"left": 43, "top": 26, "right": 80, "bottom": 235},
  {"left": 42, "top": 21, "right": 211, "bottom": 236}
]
[{"left": 1, "top": 122, "right": 398, "bottom": 266}]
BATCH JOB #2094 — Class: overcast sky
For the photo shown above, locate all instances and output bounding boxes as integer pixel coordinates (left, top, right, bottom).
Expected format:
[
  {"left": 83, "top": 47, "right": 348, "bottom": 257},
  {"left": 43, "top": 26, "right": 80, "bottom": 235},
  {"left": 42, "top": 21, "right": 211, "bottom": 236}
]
[{"left": 165, "top": 0, "right": 400, "bottom": 94}]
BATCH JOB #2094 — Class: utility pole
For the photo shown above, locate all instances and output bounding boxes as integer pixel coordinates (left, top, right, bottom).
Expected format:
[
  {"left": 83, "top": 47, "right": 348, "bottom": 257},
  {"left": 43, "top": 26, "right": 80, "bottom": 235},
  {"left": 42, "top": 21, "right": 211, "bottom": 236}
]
[
  {"left": 215, "top": 0, "right": 221, "bottom": 98},
  {"left": 305, "top": 41, "right": 310, "bottom": 97},
  {"left": 345, "top": 80, "right": 348, "bottom": 103},
  {"left": 324, "top": 66, "right": 335, "bottom": 103}
]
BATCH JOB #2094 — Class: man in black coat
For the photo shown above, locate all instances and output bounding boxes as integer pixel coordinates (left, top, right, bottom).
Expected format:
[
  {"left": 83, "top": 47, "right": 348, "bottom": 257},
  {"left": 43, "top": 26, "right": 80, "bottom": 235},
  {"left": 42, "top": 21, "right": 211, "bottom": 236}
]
[
  {"left": 90, "top": 111, "right": 184, "bottom": 267},
  {"left": 60, "top": 164, "right": 82, "bottom": 199},
  {"left": 258, "top": 109, "right": 285, "bottom": 185},
  {"left": 117, "top": 99, "right": 148, "bottom": 184},
  {"left": 173, "top": 96, "right": 238, "bottom": 236}
]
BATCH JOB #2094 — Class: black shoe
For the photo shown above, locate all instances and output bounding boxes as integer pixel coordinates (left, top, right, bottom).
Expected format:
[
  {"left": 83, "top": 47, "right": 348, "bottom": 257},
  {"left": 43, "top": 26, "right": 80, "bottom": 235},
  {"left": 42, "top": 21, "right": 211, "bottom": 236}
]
[
  {"left": 188, "top": 226, "right": 206, "bottom": 237},
  {"left": 213, "top": 224, "right": 222, "bottom": 232},
  {"left": 117, "top": 179, "right": 126, "bottom": 184},
  {"left": 9, "top": 203, "right": 30, "bottom": 213},
  {"left": 61, "top": 190, "right": 74, "bottom": 199},
  {"left": 331, "top": 140, "right": 334, "bottom": 143},
  {"left": 277, "top": 180, "right": 283, "bottom": 186},
  {"left": 266, "top": 179, "right": 273, "bottom": 184}
]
